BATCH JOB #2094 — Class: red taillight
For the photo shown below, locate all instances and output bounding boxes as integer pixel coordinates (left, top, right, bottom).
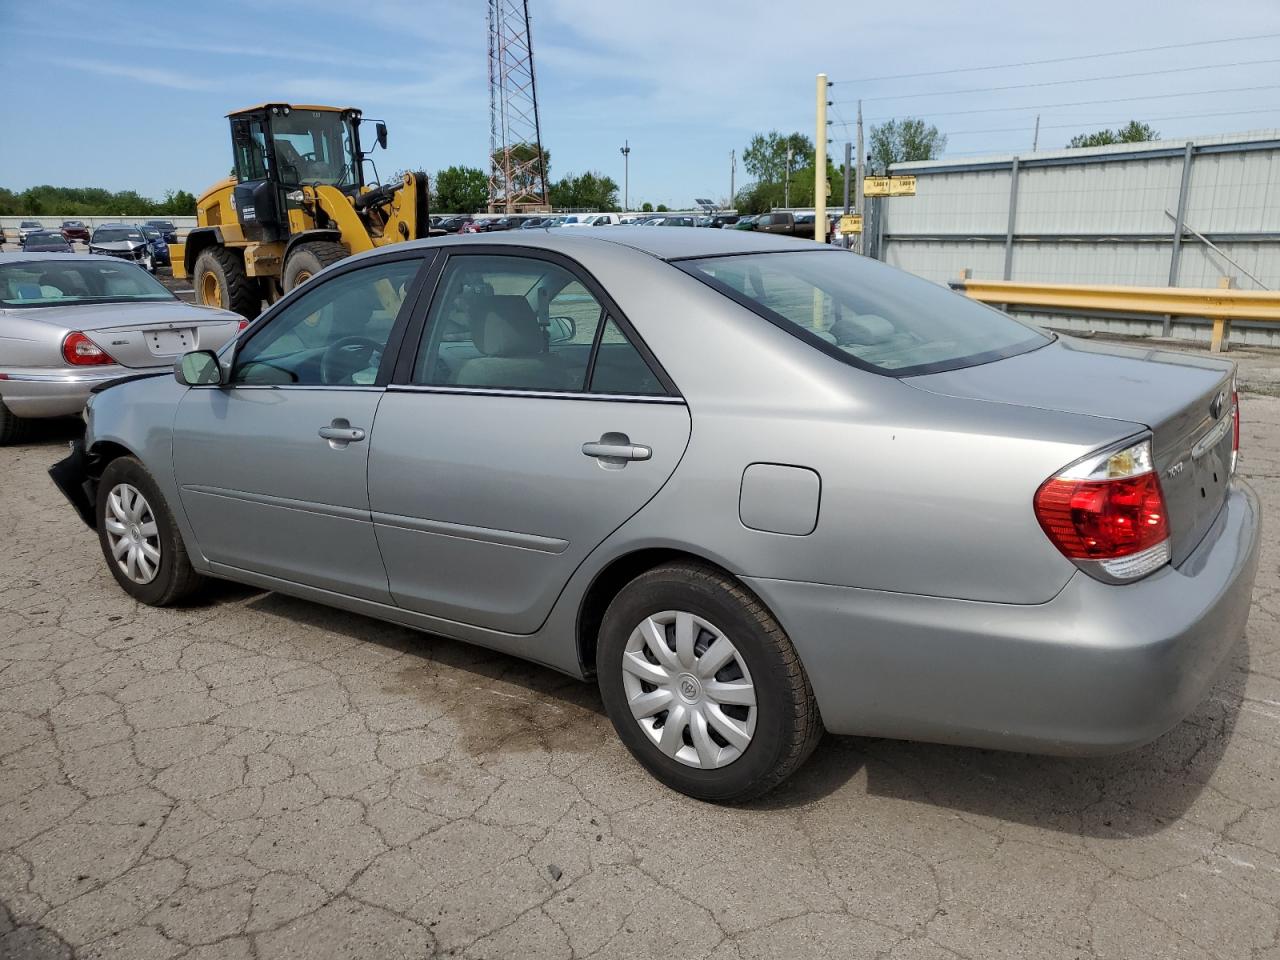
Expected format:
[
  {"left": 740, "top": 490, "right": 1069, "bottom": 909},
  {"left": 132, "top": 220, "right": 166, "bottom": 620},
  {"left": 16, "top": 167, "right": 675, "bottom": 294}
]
[
  {"left": 62, "top": 331, "right": 115, "bottom": 366},
  {"left": 1034, "top": 437, "right": 1171, "bottom": 581},
  {"left": 1034, "top": 472, "right": 1168, "bottom": 559}
]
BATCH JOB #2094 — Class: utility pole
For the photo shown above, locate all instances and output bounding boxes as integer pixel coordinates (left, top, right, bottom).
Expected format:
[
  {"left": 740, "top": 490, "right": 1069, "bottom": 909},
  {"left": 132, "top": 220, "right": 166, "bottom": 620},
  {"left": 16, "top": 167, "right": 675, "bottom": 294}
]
[
  {"left": 815, "top": 72, "right": 828, "bottom": 242},
  {"left": 843, "top": 141, "right": 852, "bottom": 249},
  {"left": 784, "top": 146, "right": 793, "bottom": 208},
  {"left": 1032, "top": 114, "right": 1040, "bottom": 152},
  {"left": 855, "top": 99, "right": 864, "bottom": 254},
  {"left": 619, "top": 140, "right": 630, "bottom": 212},
  {"left": 730, "top": 149, "right": 736, "bottom": 210}
]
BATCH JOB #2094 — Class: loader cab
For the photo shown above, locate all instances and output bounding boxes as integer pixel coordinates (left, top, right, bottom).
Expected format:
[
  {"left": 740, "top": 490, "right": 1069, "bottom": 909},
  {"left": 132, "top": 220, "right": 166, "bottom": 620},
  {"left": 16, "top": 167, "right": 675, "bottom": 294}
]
[{"left": 228, "top": 104, "right": 366, "bottom": 241}]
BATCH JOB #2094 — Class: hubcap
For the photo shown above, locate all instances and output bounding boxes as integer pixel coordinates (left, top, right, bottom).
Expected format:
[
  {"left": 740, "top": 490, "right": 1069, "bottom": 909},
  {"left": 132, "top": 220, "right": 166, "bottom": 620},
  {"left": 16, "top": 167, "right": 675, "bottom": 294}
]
[
  {"left": 621, "top": 610, "right": 757, "bottom": 769},
  {"left": 103, "top": 484, "right": 161, "bottom": 585}
]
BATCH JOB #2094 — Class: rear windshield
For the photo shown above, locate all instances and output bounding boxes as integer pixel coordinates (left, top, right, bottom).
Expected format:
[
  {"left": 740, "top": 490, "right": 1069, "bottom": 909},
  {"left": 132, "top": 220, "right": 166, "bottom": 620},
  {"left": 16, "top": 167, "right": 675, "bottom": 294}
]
[
  {"left": 680, "top": 250, "right": 1050, "bottom": 376},
  {"left": 0, "top": 261, "right": 175, "bottom": 307}
]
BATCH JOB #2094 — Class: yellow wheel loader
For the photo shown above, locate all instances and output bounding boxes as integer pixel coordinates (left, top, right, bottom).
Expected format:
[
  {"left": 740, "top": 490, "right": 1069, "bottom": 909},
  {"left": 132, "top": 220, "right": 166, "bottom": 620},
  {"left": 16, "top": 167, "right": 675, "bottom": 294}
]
[{"left": 172, "top": 104, "right": 434, "bottom": 318}]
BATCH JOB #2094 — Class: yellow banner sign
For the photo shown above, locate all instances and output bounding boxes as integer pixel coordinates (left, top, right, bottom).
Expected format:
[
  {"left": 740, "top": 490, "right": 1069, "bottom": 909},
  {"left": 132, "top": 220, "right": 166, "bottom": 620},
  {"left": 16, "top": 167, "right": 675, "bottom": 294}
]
[
  {"left": 863, "top": 175, "right": 916, "bottom": 197},
  {"left": 839, "top": 214, "right": 863, "bottom": 234}
]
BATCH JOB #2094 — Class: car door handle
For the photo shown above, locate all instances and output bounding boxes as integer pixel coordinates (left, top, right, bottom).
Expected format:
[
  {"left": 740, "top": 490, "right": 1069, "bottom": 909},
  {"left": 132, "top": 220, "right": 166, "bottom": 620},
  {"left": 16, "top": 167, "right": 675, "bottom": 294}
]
[
  {"left": 582, "top": 434, "right": 651, "bottom": 464},
  {"left": 318, "top": 422, "right": 366, "bottom": 445}
]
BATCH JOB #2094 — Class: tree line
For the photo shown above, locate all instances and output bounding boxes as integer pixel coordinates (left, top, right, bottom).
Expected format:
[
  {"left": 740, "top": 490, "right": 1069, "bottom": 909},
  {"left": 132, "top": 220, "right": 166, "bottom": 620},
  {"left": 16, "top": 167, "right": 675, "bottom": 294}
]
[
  {"left": 0, "top": 185, "right": 198, "bottom": 217},
  {"left": 432, "top": 148, "right": 624, "bottom": 213}
]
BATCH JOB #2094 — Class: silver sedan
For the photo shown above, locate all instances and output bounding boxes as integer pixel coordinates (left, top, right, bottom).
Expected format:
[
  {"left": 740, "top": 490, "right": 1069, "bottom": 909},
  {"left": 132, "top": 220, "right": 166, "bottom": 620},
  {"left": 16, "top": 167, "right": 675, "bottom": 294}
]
[
  {"left": 50, "top": 229, "right": 1260, "bottom": 801},
  {"left": 0, "top": 253, "right": 242, "bottom": 443}
]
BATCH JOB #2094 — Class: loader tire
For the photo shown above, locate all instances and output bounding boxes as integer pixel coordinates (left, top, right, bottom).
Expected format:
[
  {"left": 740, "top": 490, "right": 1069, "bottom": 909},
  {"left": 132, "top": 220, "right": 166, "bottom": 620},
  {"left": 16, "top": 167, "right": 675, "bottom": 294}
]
[
  {"left": 193, "top": 246, "right": 259, "bottom": 320},
  {"left": 282, "top": 242, "right": 348, "bottom": 293}
]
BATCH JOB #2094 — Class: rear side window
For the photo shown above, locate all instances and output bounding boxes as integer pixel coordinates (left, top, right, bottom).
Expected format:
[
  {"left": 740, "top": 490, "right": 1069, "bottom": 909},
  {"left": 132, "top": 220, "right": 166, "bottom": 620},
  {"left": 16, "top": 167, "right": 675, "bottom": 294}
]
[
  {"left": 413, "top": 254, "right": 666, "bottom": 395},
  {"left": 680, "top": 251, "right": 1049, "bottom": 376}
]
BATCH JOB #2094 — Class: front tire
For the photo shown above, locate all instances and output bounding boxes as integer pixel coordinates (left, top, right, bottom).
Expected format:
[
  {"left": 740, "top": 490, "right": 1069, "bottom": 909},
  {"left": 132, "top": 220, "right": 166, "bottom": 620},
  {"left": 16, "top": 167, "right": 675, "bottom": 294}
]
[
  {"left": 193, "top": 246, "right": 259, "bottom": 319},
  {"left": 597, "top": 562, "right": 823, "bottom": 802},
  {"left": 0, "top": 398, "right": 32, "bottom": 445},
  {"left": 282, "top": 241, "right": 348, "bottom": 293},
  {"left": 96, "top": 457, "right": 206, "bottom": 606}
]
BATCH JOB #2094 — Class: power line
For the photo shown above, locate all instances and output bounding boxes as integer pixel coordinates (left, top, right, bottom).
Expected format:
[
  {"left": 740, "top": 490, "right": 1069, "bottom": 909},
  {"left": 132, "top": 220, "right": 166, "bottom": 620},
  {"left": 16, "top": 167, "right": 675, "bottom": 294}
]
[
  {"left": 830, "top": 31, "right": 1280, "bottom": 84},
  {"left": 936, "top": 106, "right": 1280, "bottom": 138},
  {"left": 836, "top": 56, "right": 1280, "bottom": 106},
  {"left": 858, "top": 84, "right": 1280, "bottom": 123}
]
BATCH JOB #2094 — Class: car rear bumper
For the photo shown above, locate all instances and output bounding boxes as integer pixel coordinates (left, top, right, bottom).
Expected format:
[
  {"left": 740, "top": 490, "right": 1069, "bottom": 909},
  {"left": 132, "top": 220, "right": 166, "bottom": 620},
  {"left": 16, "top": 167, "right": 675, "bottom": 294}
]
[
  {"left": 0, "top": 367, "right": 124, "bottom": 418},
  {"left": 744, "top": 479, "right": 1261, "bottom": 755}
]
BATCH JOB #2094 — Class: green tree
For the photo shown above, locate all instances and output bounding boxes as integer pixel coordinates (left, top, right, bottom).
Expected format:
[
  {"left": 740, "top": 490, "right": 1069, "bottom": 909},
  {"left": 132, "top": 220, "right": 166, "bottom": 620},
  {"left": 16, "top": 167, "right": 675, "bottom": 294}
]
[
  {"left": 640, "top": 201, "right": 653, "bottom": 212},
  {"left": 156, "top": 189, "right": 198, "bottom": 215},
  {"left": 656, "top": 203, "right": 669, "bottom": 212},
  {"left": 1067, "top": 121, "right": 1158, "bottom": 148},
  {"left": 433, "top": 165, "right": 489, "bottom": 213},
  {"left": 868, "top": 118, "right": 946, "bottom": 174},
  {"left": 549, "top": 171, "right": 620, "bottom": 211},
  {"left": 743, "top": 131, "right": 814, "bottom": 184}
]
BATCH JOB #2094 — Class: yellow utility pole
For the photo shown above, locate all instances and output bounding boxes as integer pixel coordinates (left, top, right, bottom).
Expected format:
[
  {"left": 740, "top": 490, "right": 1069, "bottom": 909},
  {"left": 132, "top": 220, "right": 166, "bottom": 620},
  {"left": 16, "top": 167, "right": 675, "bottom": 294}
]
[{"left": 815, "top": 73, "right": 828, "bottom": 243}]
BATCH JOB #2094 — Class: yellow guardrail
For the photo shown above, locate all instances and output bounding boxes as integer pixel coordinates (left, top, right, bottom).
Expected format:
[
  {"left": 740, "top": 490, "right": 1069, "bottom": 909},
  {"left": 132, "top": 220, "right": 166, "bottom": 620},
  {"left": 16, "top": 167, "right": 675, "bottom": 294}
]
[{"left": 950, "top": 274, "right": 1280, "bottom": 353}]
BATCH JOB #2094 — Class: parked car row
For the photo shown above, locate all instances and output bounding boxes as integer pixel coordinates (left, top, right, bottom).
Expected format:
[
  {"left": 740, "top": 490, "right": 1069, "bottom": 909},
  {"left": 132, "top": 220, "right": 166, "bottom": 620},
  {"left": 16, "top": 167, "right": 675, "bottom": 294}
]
[{"left": 7, "top": 220, "right": 180, "bottom": 254}]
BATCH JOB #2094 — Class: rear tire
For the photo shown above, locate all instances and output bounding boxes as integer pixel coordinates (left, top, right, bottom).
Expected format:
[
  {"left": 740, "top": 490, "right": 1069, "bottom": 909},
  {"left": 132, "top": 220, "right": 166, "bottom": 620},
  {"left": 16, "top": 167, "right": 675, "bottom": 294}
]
[
  {"left": 597, "top": 562, "right": 823, "bottom": 803},
  {"left": 0, "top": 398, "right": 32, "bottom": 446},
  {"left": 193, "top": 246, "right": 259, "bottom": 319},
  {"left": 96, "top": 456, "right": 206, "bottom": 606},
  {"left": 282, "top": 241, "right": 348, "bottom": 293}
]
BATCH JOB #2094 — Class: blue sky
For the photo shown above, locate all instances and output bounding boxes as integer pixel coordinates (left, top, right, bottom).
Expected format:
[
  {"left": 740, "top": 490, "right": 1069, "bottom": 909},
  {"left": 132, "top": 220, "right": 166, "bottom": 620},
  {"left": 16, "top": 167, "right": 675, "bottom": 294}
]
[{"left": 3, "top": 0, "right": 1279, "bottom": 207}]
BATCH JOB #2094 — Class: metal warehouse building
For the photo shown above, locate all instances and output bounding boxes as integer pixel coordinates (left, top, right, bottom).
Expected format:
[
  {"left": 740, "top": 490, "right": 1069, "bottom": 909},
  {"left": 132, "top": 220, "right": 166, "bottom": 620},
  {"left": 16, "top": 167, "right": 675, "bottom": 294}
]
[{"left": 879, "top": 130, "right": 1280, "bottom": 294}]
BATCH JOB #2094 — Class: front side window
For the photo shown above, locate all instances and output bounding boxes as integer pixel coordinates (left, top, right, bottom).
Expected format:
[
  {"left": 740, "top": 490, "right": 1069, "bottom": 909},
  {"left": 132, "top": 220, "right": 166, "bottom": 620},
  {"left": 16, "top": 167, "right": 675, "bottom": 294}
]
[
  {"left": 232, "top": 258, "right": 421, "bottom": 386},
  {"left": 681, "top": 251, "right": 1050, "bottom": 376},
  {"left": 0, "top": 261, "right": 173, "bottom": 306},
  {"left": 413, "top": 254, "right": 664, "bottom": 395},
  {"left": 232, "top": 117, "right": 270, "bottom": 182}
]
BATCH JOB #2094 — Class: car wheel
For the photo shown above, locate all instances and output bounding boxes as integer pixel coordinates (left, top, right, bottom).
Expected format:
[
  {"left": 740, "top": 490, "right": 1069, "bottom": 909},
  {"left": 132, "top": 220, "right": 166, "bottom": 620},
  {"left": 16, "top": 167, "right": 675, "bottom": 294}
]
[
  {"left": 597, "top": 562, "right": 823, "bottom": 802},
  {"left": 0, "top": 398, "right": 33, "bottom": 446},
  {"left": 96, "top": 456, "right": 206, "bottom": 606}
]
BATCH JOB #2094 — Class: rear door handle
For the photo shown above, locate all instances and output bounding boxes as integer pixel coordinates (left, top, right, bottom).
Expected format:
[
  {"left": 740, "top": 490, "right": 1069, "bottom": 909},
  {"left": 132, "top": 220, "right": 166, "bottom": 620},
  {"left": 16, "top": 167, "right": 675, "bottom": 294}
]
[
  {"left": 319, "top": 419, "right": 366, "bottom": 447},
  {"left": 582, "top": 432, "right": 651, "bottom": 466}
]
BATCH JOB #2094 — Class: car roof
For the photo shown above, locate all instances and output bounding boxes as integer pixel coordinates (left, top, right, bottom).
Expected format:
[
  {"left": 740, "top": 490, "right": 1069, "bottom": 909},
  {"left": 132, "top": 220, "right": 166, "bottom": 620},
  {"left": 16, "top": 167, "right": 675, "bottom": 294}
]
[
  {"left": 358, "top": 225, "right": 823, "bottom": 263},
  {"left": 0, "top": 252, "right": 140, "bottom": 264}
]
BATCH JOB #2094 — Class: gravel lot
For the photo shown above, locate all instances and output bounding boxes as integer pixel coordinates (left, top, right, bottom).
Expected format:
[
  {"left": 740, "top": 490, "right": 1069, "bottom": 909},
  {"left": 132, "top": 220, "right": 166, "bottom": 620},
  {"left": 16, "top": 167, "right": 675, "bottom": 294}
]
[{"left": 2, "top": 339, "right": 1278, "bottom": 960}]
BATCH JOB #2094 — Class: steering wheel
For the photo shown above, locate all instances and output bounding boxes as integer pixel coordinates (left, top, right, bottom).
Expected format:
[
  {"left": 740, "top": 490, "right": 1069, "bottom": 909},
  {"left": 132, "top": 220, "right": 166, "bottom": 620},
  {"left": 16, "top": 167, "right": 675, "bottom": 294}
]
[{"left": 321, "top": 336, "right": 381, "bottom": 385}]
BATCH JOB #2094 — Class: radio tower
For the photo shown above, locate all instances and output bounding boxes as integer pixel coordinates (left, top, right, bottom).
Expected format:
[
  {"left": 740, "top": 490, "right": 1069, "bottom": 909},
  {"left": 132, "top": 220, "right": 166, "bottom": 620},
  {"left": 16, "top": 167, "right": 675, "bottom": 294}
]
[{"left": 488, "top": 0, "right": 550, "bottom": 213}]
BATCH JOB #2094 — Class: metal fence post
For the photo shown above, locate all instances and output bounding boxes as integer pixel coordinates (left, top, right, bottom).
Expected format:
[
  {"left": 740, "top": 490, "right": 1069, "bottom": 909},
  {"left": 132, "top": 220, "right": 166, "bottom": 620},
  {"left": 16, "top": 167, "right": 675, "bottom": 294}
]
[
  {"left": 1003, "top": 156, "right": 1020, "bottom": 281},
  {"left": 1165, "top": 141, "right": 1196, "bottom": 336}
]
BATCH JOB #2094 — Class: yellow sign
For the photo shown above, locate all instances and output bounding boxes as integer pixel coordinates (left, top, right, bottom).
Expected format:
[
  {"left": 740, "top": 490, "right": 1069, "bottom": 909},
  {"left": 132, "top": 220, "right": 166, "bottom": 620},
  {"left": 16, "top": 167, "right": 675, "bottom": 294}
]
[
  {"left": 839, "top": 214, "right": 863, "bottom": 234},
  {"left": 863, "top": 175, "right": 916, "bottom": 197}
]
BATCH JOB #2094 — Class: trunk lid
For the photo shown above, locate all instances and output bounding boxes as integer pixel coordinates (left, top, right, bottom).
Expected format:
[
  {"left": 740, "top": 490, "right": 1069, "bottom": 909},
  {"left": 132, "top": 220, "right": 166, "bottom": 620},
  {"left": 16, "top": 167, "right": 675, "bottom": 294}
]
[
  {"left": 25, "top": 301, "right": 242, "bottom": 370},
  {"left": 905, "top": 336, "right": 1235, "bottom": 565}
]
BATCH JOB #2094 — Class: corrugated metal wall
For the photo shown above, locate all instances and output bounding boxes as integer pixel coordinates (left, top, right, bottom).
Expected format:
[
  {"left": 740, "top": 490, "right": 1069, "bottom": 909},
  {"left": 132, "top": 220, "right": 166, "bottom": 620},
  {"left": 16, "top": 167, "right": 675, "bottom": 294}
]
[{"left": 881, "top": 131, "right": 1280, "bottom": 292}]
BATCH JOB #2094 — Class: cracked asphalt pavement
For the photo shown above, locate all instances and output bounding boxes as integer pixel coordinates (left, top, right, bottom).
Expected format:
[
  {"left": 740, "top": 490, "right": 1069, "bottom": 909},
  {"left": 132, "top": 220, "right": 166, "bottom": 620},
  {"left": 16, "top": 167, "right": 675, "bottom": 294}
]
[{"left": 2, "top": 340, "right": 1279, "bottom": 960}]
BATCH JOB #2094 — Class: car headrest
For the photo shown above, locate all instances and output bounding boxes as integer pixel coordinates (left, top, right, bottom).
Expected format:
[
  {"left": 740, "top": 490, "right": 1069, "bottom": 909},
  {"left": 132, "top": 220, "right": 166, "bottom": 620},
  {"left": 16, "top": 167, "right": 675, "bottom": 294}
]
[
  {"left": 830, "top": 314, "right": 896, "bottom": 346},
  {"left": 471, "top": 295, "right": 542, "bottom": 357}
]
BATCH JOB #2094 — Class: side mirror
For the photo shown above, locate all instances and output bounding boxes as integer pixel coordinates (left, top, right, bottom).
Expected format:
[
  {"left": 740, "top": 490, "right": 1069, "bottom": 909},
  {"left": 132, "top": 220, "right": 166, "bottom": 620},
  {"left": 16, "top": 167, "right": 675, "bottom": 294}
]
[
  {"left": 175, "top": 350, "right": 223, "bottom": 386},
  {"left": 375, "top": 122, "right": 388, "bottom": 150},
  {"left": 547, "top": 316, "right": 576, "bottom": 345}
]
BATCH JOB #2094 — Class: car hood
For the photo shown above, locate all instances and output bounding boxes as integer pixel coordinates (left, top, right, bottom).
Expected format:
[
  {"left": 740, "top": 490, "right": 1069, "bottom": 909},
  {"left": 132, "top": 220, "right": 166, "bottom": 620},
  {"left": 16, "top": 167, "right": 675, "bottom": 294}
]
[
  {"left": 91, "top": 240, "right": 146, "bottom": 251},
  {"left": 902, "top": 335, "right": 1229, "bottom": 428},
  {"left": 10, "top": 299, "right": 242, "bottom": 333}
]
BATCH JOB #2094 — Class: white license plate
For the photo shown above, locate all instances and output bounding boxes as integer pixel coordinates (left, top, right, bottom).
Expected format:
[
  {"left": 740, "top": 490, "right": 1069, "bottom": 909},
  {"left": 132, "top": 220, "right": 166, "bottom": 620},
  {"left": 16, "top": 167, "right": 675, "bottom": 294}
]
[{"left": 146, "top": 329, "right": 195, "bottom": 356}]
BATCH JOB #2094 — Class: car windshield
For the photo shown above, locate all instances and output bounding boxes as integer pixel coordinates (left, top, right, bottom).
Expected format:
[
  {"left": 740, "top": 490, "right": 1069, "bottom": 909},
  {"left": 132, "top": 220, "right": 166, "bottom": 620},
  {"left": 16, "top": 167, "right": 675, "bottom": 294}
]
[
  {"left": 270, "top": 109, "right": 358, "bottom": 187},
  {"left": 21, "top": 222, "right": 41, "bottom": 228},
  {"left": 94, "top": 228, "right": 143, "bottom": 243},
  {"left": 140, "top": 226, "right": 162, "bottom": 239},
  {"left": 681, "top": 250, "right": 1050, "bottom": 376},
  {"left": 0, "top": 261, "right": 175, "bottom": 307},
  {"left": 63, "top": 221, "right": 84, "bottom": 227},
  {"left": 148, "top": 221, "right": 174, "bottom": 229},
  {"left": 27, "top": 233, "right": 67, "bottom": 244}
]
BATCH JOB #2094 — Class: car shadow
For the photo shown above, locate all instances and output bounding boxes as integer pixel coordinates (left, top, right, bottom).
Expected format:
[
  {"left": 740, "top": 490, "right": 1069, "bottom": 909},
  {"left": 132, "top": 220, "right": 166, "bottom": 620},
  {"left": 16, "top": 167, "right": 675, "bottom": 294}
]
[
  {"left": 238, "top": 589, "right": 1246, "bottom": 835},
  {"left": 9, "top": 417, "right": 83, "bottom": 447}
]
